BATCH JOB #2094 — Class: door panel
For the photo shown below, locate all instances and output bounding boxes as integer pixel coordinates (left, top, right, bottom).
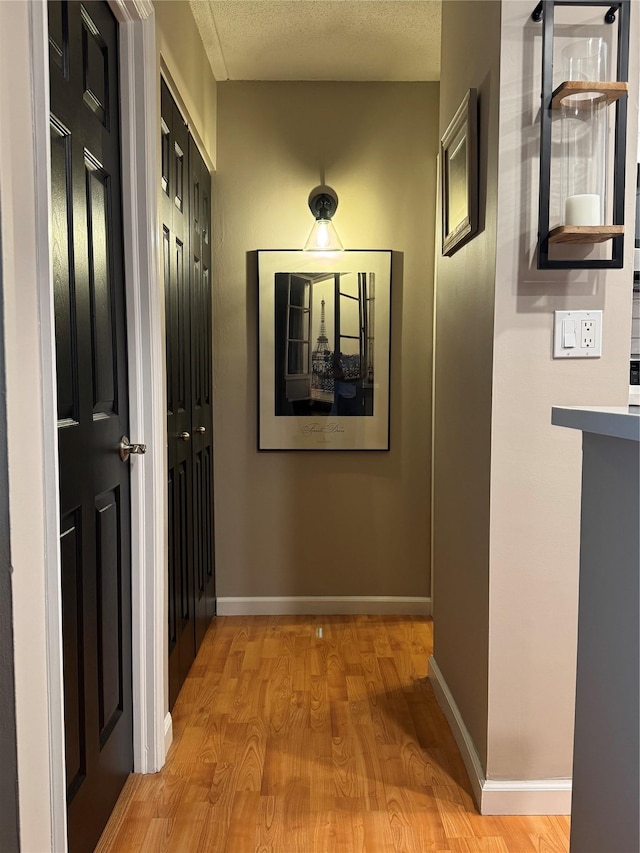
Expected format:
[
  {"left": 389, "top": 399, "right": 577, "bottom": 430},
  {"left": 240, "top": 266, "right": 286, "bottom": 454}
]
[
  {"left": 50, "top": 3, "right": 132, "bottom": 851},
  {"left": 87, "top": 156, "right": 117, "bottom": 415},
  {"left": 60, "top": 510, "right": 84, "bottom": 801},
  {"left": 50, "top": 119, "right": 78, "bottom": 422},
  {"left": 95, "top": 488, "right": 123, "bottom": 743}
]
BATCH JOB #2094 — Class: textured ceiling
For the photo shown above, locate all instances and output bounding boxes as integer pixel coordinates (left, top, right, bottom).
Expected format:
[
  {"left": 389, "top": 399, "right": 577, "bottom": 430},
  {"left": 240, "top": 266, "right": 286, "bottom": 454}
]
[{"left": 189, "top": 1, "right": 441, "bottom": 82}]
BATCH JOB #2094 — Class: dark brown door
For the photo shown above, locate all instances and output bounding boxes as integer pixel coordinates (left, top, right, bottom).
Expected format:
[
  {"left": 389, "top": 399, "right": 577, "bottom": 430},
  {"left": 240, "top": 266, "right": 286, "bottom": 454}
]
[
  {"left": 49, "top": 3, "right": 133, "bottom": 851},
  {"left": 162, "top": 81, "right": 196, "bottom": 707},
  {"left": 189, "top": 138, "right": 216, "bottom": 649},
  {"left": 162, "top": 81, "right": 215, "bottom": 708}
]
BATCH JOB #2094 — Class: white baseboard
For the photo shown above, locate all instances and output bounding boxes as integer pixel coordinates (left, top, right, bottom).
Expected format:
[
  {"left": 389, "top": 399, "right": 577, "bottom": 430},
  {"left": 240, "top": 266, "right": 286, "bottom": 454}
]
[
  {"left": 164, "top": 712, "right": 173, "bottom": 755},
  {"left": 428, "top": 656, "right": 571, "bottom": 816},
  {"left": 481, "top": 778, "right": 572, "bottom": 815},
  {"left": 216, "top": 596, "right": 432, "bottom": 616},
  {"left": 428, "top": 655, "right": 485, "bottom": 808}
]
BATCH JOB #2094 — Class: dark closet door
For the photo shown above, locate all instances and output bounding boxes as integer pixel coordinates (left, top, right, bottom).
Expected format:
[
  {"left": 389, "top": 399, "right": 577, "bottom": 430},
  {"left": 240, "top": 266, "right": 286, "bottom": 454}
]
[
  {"left": 162, "top": 82, "right": 216, "bottom": 708},
  {"left": 162, "top": 81, "right": 196, "bottom": 707},
  {"left": 189, "top": 138, "right": 216, "bottom": 649},
  {"left": 49, "top": 3, "right": 133, "bottom": 851}
]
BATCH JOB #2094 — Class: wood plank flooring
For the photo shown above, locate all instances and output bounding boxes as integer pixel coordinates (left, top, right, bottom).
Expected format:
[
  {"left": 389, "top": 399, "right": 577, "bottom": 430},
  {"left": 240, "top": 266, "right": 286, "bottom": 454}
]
[{"left": 96, "top": 616, "right": 570, "bottom": 852}]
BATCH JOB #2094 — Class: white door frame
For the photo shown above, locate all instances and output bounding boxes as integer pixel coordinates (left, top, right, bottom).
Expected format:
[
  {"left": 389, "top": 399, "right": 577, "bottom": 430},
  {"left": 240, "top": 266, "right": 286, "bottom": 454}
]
[
  {"left": 111, "top": 0, "right": 167, "bottom": 778},
  {"left": 2, "top": 2, "right": 165, "bottom": 849}
]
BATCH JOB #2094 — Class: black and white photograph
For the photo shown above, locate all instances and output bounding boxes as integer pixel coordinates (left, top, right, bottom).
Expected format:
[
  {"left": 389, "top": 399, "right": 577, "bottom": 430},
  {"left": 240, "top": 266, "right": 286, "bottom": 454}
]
[{"left": 258, "top": 251, "right": 391, "bottom": 450}]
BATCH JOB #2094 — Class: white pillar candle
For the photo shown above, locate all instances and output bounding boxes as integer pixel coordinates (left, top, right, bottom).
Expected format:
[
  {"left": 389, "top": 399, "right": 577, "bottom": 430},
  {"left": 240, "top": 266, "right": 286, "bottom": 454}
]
[{"left": 565, "top": 194, "right": 601, "bottom": 226}]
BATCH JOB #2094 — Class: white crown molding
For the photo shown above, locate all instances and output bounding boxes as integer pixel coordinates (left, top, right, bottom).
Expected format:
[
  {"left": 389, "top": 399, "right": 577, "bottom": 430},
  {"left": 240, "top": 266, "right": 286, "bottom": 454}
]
[
  {"left": 428, "top": 656, "right": 572, "bottom": 816},
  {"left": 217, "top": 596, "right": 432, "bottom": 617},
  {"left": 188, "top": 0, "right": 229, "bottom": 81}
]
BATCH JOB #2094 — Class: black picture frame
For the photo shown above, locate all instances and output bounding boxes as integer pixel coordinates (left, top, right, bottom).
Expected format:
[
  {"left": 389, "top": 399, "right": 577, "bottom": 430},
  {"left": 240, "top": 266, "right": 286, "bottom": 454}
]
[
  {"left": 257, "top": 250, "right": 392, "bottom": 451},
  {"left": 441, "top": 88, "right": 478, "bottom": 256}
]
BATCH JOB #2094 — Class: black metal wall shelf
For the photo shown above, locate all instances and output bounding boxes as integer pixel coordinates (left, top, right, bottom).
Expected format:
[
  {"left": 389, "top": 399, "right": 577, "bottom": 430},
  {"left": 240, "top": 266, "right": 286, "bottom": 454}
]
[{"left": 533, "top": 0, "right": 630, "bottom": 270}]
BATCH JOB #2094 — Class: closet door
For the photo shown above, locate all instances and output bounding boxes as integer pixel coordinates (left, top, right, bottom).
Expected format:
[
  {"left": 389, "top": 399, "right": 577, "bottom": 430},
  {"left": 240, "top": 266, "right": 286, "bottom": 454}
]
[
  {"left": 161, "top": 81, "right": 195, "bottom": 708},
  {"left": 162, "top": 81, "right": 216, "bottom": 708},
  {"left": 189, "top": 138, "right": 216, "bottom": 650}
]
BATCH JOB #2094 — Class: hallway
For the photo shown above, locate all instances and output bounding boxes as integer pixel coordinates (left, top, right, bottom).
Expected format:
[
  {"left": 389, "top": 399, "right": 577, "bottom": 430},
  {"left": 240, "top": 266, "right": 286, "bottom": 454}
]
[{"left": 96, "top": 616, "right": 570, "bottom": 852}]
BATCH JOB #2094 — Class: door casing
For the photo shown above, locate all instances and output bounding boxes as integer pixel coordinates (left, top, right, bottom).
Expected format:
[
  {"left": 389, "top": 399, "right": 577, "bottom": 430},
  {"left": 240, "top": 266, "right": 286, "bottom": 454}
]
[{"left": 2, "top": 2, "right": 165, "bottom": 850}]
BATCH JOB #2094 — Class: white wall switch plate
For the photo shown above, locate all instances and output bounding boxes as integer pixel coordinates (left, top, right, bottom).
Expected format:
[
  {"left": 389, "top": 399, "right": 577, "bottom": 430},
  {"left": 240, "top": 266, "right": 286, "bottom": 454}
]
[{"left": 554, "top": 310, "right": 602, "bottom": 358}]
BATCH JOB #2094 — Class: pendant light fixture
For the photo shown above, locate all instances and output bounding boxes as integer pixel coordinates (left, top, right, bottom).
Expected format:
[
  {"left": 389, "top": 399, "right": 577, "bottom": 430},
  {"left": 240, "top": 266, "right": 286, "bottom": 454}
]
[{"left": 304, "top": 185, "right": 344, "bottom": 251}]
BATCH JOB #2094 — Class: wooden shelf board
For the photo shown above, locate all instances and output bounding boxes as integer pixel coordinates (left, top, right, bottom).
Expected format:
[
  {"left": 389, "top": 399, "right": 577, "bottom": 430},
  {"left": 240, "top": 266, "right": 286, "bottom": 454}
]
[
  {"left": 551, "top": 81, "right": 628, "bottom": 109},
  {"left": 549, "top": 225, "right": 624, "bottom": 245}
]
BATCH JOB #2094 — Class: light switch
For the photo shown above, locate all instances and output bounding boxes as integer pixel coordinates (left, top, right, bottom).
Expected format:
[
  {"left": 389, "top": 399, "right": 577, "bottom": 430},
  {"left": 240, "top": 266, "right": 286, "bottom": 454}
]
[
  {"left": 563, "top": 319, "right": 576, "bottom": 349},
  {"left": 554, "top": 310, "right": 602, "bottom": 358}
]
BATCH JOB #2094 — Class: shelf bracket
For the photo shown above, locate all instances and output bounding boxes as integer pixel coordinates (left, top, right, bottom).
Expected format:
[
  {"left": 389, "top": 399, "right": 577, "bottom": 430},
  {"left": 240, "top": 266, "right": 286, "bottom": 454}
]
[
  {"left": 605, "top": 5, "right": 618, "bottom": 23},
  {"left": 533, "top": 2, "right": 619, "bottom": 25}
]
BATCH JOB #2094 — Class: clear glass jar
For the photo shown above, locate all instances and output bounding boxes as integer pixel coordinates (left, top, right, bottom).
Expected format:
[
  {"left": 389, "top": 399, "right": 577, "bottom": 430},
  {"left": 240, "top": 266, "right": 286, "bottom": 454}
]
[{"left": 560, "top": 38, "right": 608, "bottom": 227}]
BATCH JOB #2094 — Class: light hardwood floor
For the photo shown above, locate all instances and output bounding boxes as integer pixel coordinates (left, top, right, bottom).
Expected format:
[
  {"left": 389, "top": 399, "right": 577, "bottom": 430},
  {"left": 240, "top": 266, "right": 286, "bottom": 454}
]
[{"left": 96, "top": 616, "right": 570, "bottom": 852}]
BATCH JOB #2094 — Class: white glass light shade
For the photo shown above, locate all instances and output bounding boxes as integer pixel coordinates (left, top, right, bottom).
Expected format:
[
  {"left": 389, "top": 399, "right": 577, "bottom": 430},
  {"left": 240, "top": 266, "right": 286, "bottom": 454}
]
[{"left": 304, "top": 218, "right": 344, "bottom": 252}]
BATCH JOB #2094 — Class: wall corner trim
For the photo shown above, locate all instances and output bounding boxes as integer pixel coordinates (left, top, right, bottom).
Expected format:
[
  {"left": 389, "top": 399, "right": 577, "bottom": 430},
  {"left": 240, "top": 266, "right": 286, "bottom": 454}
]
[
  {"left": 216, "top": 596, "right": 432, "bottom": 617},
  {"left": 428, "top": 656, "right": 572, "bottom": 816}
]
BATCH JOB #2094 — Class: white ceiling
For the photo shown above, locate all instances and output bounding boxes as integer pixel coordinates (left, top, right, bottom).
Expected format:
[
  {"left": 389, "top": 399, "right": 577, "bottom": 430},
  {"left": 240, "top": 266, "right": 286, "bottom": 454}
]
[{"left": 188, "top": 1, "right": 441, "bottom": 82}]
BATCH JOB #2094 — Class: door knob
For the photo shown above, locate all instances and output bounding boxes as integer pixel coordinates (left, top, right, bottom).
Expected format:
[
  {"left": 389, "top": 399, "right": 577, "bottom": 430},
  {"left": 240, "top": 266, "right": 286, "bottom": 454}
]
[
  {"left": 119, "top": 436, "right": 147, "bottom": 462},
  {"left": 179, "top": 431, "right": 191, "bottom": 441},
  {"left": 195, "top": 426, "right": 206, "bottom": 434}
]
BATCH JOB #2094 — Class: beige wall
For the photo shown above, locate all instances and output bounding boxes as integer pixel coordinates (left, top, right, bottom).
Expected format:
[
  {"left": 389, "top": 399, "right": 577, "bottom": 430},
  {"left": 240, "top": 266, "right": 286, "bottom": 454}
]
[
  {"left": 154, "top": 0, "right": 217, "bottom": 166},
  {"left": 214, "top": 82, "right": 438, "bottom": 601},
  {"left": 487, "top": 0, "right": 640, "bottom": 781},
  {"left": 432, "top": 0, "right": 502, "bottom": 768},
  {"left": 433, "top": 0, "right": 639, "bottom": 786}
]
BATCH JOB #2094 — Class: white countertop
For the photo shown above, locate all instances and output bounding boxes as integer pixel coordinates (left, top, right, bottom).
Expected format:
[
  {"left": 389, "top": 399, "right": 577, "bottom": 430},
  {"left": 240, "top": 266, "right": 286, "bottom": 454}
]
[{"left": 552, "top": 405, "right": 640, "bottom": 442}]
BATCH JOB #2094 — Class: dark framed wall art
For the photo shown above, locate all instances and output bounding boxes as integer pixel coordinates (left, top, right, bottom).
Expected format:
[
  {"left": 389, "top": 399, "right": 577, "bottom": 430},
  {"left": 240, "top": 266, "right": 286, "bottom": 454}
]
[
  {"left": 258, "top": 250, "right": 392, "bottom": 451},
  {"left": 441, "top": 88, "right": 478, "bottom": 256}
]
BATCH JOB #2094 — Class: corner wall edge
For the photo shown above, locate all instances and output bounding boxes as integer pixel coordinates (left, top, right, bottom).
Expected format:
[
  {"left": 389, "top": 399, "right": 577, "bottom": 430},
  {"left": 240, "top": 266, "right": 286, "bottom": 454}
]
[{"left": 428, "top": 655, "right": 571, "bottom": 815}]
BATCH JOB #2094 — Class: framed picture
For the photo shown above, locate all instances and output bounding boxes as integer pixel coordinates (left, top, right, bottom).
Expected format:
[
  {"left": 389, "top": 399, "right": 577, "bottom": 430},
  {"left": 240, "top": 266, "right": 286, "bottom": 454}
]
[
  {"left": 258, "top": 250, "right": 392, "bottom": 451},
  {"left": 441, "top": 88, "right": 478, "bottom": 256}
]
